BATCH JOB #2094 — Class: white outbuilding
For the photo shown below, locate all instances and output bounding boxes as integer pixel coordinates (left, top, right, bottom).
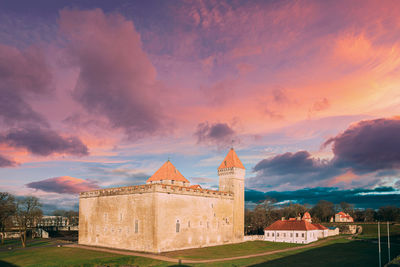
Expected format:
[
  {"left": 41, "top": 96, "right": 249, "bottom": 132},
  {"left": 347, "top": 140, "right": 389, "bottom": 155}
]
[{"left": 264, "top": 219, "right": 320, "bottom": 244}]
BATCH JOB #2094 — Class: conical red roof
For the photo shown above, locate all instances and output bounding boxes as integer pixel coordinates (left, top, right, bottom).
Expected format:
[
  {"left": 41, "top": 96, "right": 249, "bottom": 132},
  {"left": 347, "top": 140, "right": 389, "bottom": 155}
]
[
  {"left": 218, "top": 148, "right": 245, "bottom": 170},
  {"left": 146, "top": 160, "right": 189, "bottom": 183}
]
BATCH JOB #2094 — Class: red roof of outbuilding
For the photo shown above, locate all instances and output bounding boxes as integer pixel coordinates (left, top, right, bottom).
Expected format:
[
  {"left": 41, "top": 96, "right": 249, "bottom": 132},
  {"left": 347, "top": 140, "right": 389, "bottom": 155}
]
[
  {"left": 312, "top": 223, "right": 328, "bottom": 230},
  {"left": 264, "top": 220, "right": 319, "bottom": 231}
]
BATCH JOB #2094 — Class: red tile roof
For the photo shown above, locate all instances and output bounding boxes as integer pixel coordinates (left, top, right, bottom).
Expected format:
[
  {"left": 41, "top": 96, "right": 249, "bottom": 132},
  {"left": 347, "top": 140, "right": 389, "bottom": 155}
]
[
  {"left": 146, "top": 160, "right": 189, "bottom": 183},
  {"left": 189, "top": 185, "right": 202, "bottom": 189},
  {"left": 218, "top": 148, "right": 245, "bottom": 170},
  {"left": 264, "top": 220, "right": 319, "bottom": 231},
  {"left": 312, "top": 223, "right": 328, "bottom": 230}
]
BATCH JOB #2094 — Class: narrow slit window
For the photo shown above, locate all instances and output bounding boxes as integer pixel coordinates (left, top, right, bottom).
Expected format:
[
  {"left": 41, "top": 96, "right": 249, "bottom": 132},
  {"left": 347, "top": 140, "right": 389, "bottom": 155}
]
[
  {"left": 176, "top": 220, "right": 180, "bottom": 233},
  {"left": 135, "top": 220, "right": 138, "bottom": 233}
]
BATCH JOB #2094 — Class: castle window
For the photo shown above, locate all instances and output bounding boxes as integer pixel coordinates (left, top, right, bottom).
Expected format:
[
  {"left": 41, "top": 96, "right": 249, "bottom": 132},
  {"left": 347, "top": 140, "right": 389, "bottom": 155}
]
[
  {"left": 135, "top": 220, "right": 139, "bottom": 233},
  {"left": 120, "top": 213, "right": 123, "bottom": 221},
  {"left": 104, "top": 213, "right": 108, "bottom": 222},
  {"left": 176, "top": 220, "right": 180, "bottom": 233}
]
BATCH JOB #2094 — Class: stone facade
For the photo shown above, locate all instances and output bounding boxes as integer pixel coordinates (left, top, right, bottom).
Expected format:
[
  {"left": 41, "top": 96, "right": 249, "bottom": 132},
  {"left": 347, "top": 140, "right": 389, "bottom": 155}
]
[{"left": 79, "top": 149, "right": 245, "bottom": 253}]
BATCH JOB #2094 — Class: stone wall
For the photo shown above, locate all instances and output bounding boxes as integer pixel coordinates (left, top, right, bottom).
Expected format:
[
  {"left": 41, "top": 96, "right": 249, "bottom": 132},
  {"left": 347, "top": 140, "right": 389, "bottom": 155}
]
[
  {"left": 244, "top": 235, "right": 265, "bottom": 241},
  {"left": 79, "top": 183, "right": 235, "bottom": 253}
]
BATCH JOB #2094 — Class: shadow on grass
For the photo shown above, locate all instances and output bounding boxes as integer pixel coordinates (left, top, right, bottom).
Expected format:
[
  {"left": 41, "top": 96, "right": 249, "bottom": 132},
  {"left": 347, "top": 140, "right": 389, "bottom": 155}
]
[
  {"left": 0, "top": 260, "right": 19, "bottom": 267},
  {"left": 249, "top": 239, "right": 400, "bottom": 267}
]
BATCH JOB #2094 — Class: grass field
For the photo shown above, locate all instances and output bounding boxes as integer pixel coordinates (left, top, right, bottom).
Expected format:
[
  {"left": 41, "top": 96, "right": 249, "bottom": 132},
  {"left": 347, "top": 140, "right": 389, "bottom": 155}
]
[
  {"left": 0, "top": 238, "right": 52, "bottom": 249},
  {"left": 162, "top": 240, "right": 301, "bottom": 259},
  {"left": 0, "top": 246, "right": 168, "bottom": 267},
  {"left": 1, "top": 224, "right": 400, "bottom": 267}
]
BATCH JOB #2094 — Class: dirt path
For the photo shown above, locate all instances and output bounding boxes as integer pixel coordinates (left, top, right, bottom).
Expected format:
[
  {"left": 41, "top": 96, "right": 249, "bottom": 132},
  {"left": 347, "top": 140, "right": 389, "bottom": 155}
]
[{"left": 66, "top": 236, "right": 342, "bottom": 264}]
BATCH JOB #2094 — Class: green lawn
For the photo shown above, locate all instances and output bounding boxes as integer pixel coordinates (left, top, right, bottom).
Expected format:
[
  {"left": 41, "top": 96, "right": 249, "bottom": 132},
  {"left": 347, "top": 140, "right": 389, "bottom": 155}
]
[
  {"left": 0, "top": 246, "right": 169, "bottom": 267},
  {"left": 1, "top": 231, "right": 400, "bottom": 267},
  {"left": 0, "top": 238, "right": 52, "bottom": 249},
  {"left": 358, "top": 223, "right": 400, "bottom": 243},
  {"left": 190, "top": 237, "right": 400, "bottom": 267},
  {"left": 162, "top": 240, "right": 301, "bottom": 259}
]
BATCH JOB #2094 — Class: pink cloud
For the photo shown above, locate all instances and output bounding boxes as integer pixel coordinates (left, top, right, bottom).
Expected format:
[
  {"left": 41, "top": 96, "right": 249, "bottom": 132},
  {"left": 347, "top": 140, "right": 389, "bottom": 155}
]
[
  {"left": 26, "top": 176, "right": 99, "bottom": 194},
  {"left": 59, "top": 9, "right": 168, "bottom": 140}
]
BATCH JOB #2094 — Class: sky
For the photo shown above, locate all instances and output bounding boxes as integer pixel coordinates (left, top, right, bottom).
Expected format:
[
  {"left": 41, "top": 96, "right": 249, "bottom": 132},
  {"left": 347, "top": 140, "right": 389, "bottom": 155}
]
[{"left": 0, "top": 0, "right": 400, "bottom": 214}]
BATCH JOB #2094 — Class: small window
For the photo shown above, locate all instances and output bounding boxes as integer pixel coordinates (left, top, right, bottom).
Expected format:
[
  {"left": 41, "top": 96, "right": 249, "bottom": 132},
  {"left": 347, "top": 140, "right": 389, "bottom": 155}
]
[
  {"left": 176, "top": 220, "right": 180, "bottom": 233},
  {"left": 135, "top": 220, "right": 139, "bottom": 233},
  {"left": 277, "top": 233, "right": 279, "bottom": 237},
  {"left": 302, "top": 233, "right": 304, "bottom": 237},
  {"left": 296, "top": 233, "right": 298, "bottom": 237},
  {"left": 120, "top": 213, "right": 123, "bottom": 221},
  {"left": 272, "top": 233, "right": 274, "bottom": 237},
  {"left": 267, "top": 232, "right": 269, "bottom": 237},
  {"left": 290, "top": 233, "right": 293, "bottom": 237},
  {"left": 283, "top": 233, "right": 286, "bottom": 237},
  {"left": 171, "top": 180, "right": 174, "bottom": 184}
]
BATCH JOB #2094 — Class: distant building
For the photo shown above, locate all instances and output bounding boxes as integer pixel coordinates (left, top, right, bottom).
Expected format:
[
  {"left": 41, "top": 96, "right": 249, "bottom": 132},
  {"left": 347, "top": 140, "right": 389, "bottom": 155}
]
[
  {"left": 264, "top": 219, "right": 319, "bottom": 244},
  {"left": 264, "top": 212, "right": 333, "bottom": 244},
  {"left": 38, "top": 216, "right": 69, "bottom": 227},
  {"left": 333, "top": 212, "right": 354, "bottom": 222},
  {"left": 302, "top": 212, "right": 312, "bottom": 223}
]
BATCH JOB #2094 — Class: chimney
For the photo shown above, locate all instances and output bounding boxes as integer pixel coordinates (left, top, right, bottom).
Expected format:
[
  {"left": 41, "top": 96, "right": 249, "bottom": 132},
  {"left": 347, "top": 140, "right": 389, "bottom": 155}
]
[{"left": 281, "top": 217, "right": 285, "bottom": 221}]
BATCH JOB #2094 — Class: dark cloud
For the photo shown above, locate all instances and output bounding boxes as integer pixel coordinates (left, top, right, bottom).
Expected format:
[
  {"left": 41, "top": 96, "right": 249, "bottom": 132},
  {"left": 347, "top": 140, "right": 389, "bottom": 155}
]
[
  {"left": 251, "top": 151, "right": 340, "bottom": 188},
  {"left": 26, "top": 176, "right": 99, "bottom": 194},
  {"left": 0, "top": 44, "right": 52, "bottom": 127},
  {"left": 325, "top": 118, "right": 400, "bottom": 172},
  {"left": 250, "top": 118, "right": 400, "bottom": 190},
  {"left": 0, "top": 154, "right": 17, "bottom": 167},
  {"left": 245, "top": 187, "right": 400, "bottom": 209},
  {"left": 59, "top": 9, "right": 164, "bottom": 139},
  {"left": 0, "top": 127, "right": 88, "bottom": 156},
  {"left": 195, "top": 122, "right": 236, "bottom": 146}
]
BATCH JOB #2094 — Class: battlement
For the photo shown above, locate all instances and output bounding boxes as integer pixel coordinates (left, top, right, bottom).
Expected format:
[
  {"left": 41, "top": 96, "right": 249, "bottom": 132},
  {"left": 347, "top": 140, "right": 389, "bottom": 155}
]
[
  {"left": 218, "top": 167, "right": 246, "bottom": 177},
  {"left": 80, "top": 183, "right": 234, "bottom": 199}
]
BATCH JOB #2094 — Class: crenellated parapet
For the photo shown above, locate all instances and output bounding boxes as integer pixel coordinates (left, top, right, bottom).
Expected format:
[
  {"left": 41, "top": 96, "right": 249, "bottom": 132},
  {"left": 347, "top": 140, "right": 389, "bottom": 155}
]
[{"left": 80, "top": 183, "right": 234, "bottom": 199}]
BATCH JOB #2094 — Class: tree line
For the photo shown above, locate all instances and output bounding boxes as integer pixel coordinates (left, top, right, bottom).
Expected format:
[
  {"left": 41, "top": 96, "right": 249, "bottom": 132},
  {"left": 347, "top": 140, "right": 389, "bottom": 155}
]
[
  {"left": 245, "top": 199, "right": 400, "bottom": 235},
  {"left": 0, "top": 192, "right": 78, "bottom": 247}
]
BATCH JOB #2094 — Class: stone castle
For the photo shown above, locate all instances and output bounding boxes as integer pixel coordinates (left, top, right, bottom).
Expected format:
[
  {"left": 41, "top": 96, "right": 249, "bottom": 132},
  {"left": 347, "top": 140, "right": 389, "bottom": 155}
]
[{"left": 78, "top": 148, "right": 245, "bottom": 253}]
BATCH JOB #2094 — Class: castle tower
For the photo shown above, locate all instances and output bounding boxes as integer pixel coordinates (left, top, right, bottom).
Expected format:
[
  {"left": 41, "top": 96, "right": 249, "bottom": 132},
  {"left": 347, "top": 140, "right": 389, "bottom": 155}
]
[{"left": 218, "top": 148, "right": 245, "bottom": 241}]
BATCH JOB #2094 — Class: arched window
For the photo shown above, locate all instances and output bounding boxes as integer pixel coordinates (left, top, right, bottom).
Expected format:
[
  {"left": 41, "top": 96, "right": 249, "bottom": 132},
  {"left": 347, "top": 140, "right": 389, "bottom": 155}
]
[{"left": 176, "top": 220, "right": 180, "bottom": 233}]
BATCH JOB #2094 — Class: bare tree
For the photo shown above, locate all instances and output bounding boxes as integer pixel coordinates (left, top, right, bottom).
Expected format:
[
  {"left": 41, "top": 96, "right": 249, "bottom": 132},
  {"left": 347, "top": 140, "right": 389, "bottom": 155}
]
[
  {"left": 15, "top": 196, "right": 43, "bottom": 248},
  {"left": 65, "top": 210, "right": 79, "bottom": 226},
  {"left": 0, "top": 192, "right": 16, "bottom": 244}
]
